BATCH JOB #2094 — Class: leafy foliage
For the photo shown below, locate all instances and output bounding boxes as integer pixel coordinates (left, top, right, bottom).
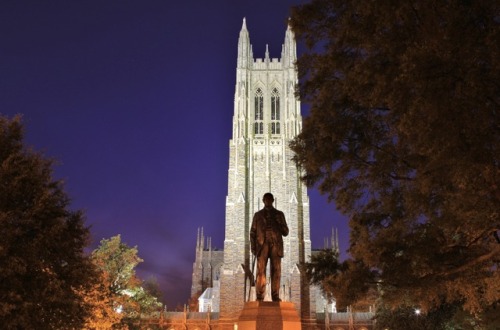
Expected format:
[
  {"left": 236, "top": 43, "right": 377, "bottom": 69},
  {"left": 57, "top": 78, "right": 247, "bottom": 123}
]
[
  {"left": 307, "top": 249, "right": 376, "bottom": 310},
  {"left": 92, "top": 235, "right": 142, "bottom": 297},
  {"left": 0, "top": 115, "right": 95, "bottom": 329},
  {"left": 290, "top": 0, "right": 499, "bottom": 318},
  {"left": 89, "top": 235, "right": 162, "bottom": 327},
  {"left": 81, "top": 271, "right": 123, "bottom": 329},
  {"left": 375, "top": 303, "right": 500, "bottom": 330},
  {"left": 142, "top": 276, "right": 165, "bottom": 306},
  {"left": 375, "top": 305, "right": 457, "bottom": 330}
]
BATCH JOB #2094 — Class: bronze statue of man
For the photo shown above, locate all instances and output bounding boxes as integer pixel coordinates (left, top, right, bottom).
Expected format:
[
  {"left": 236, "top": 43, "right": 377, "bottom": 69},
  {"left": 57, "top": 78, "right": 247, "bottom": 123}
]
[{"left": 250, "top": 193, "right": 289, "bottom": 302}]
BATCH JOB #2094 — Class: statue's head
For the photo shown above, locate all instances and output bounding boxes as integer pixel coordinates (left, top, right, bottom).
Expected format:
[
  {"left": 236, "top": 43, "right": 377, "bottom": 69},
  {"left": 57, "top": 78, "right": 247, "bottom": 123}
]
[{"left": 263, "top": 193, "right": 274, "bottom": 207}]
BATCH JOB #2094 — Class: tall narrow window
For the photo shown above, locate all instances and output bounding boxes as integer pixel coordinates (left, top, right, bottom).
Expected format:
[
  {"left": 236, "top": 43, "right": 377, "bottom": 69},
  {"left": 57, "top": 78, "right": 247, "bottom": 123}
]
[
  {"left": 271, "top": 88, "right": 280, "bottom": 134},
  {"left": 254, "top": 88, "right": 264, "bottom": 135}
]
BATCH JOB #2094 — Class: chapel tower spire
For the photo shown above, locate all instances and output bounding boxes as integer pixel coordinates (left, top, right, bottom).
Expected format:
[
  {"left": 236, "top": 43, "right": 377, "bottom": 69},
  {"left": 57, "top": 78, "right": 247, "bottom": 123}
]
[
  {"left": 219, "top": 18, "right": 314, "bottom": 327},
  {"left": 237, "top": 18, "right": 252, "bottom": 69},
  {"left": 282, "top": 22, "right": 297, "bottom": 68}
]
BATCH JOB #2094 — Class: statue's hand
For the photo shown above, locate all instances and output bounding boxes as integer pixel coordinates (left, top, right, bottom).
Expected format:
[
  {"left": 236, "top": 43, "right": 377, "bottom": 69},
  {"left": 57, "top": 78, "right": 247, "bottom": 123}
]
[{"left": 277, "top": 216, "right": 289, "bottom": 236}]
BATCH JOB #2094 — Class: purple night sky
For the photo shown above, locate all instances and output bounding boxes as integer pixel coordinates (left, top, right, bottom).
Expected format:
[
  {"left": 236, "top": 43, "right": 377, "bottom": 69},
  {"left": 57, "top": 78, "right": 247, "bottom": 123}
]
[{"left": 1, "top": 0, "right": 348, "bottom": 308}]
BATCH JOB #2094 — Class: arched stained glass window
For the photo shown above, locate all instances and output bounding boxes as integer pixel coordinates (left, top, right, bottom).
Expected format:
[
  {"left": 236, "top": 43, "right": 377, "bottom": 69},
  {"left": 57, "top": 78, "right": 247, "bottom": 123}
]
[
  {"left": 271, "top": 88, "right": 280, "bottom": 134},
  {"left": 271, "top": 88, "right": 280, "bottom": 120},
  {"left": 254, "top": 88, "right": 264, "bottom": 135},
  {"left": 272, "top": 122, "right": 280, "bottom": 135},
  {"left": 254, "top": 122, "right": 263, "bottom": 135}
]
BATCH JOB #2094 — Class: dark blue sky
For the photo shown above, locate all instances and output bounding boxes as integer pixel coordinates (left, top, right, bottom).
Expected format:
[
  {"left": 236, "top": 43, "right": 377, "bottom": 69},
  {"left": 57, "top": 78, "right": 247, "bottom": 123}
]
[{"left": 1, "top": 0, "right": 348, "bottom": 308}]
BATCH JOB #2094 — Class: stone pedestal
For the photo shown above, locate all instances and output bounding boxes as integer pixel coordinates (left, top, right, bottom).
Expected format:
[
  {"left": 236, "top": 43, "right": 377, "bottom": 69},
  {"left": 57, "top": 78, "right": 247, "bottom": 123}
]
[{"left": 237, "top": 301, "right": 301, "bottom": 330}]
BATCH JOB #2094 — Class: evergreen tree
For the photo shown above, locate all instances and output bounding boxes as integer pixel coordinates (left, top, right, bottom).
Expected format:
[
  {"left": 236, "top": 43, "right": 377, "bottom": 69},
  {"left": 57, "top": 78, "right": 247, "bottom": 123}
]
[
  {"left": 290, "top": 0, "right": 499, "bottom": 318},
  {"left": 0, "top": 115, "right": 95, "bottom": 329}
]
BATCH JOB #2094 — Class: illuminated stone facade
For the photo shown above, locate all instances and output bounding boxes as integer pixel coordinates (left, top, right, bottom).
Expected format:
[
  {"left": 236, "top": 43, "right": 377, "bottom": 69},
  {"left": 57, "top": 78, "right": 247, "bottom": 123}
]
[
  {"left": 217, "top": 18, "right": 315, "bottom": 327},
  {"left": 188, "top": 19, "right": 374, "bottom": 330}
]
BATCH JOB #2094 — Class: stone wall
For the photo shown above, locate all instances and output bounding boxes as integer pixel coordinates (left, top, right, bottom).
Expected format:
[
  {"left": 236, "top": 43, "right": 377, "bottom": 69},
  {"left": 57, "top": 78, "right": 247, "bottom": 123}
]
[{"left": 219, "top": 19, "right": 312, "bottom": 323}]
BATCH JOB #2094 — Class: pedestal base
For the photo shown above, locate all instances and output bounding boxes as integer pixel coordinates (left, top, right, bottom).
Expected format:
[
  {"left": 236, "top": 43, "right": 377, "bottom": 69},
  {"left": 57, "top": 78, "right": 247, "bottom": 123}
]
[{"left": 237, "top": 301, "right": 301, "bottom": 330}]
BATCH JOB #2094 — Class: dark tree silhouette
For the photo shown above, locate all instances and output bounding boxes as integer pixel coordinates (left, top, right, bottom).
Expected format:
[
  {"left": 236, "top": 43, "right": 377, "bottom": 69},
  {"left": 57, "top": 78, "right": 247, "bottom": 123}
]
[
  {"left": 0, "top": 115, "right": 95, "bottom": 329},
  {"left": 290, "top": 0, "right": 499, "bottom": 318}
]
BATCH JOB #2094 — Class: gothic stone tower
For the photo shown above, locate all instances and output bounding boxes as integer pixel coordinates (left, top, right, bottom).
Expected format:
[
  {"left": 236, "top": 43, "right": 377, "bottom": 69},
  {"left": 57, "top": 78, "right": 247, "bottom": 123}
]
[{"left": 219, "top": 18, "right": 315, "bottom": 327}]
